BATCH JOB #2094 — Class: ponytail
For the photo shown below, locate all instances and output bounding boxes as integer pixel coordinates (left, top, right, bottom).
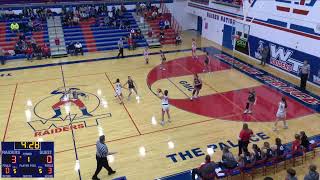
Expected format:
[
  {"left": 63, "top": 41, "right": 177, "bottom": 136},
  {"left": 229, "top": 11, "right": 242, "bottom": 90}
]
[{"left": 282, "top": 97, "right": 288, "bottom": 108}]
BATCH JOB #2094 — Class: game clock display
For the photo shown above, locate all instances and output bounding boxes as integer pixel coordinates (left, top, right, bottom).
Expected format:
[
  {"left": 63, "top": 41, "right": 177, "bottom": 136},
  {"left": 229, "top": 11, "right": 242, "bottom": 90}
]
[{"left": 1, "top": 142, "right": 54, "bottom": 178}]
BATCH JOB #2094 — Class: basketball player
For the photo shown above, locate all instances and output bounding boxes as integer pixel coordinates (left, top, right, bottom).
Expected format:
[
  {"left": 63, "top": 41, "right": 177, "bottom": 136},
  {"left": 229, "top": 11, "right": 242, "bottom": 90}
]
[
  {"left": 190, "top": 74, "right": 202, "bottom": 100},
  {"left": 157, "top": 89, "right": 171, "bottom": 126},
  {"left": 273, "top": 96, "right": 288, "bottom": 131},
  {"left": 203, "top": 52, "right": 210, "bottom": 72},
  {"left": 159, "top": 50, "right": 166, "bottom": 70},
  {"left": 192, "top": 39, "right": 198, "bottom": 59},
  {"left": 244, "top": 89, "right": 256, "bottom": 114},
  {"left": 114, "top": 78, "right": 125, "bottom": 104},
  {"left": 123, "top": 76, "right": 138, "bottom": 101},
  {"left": 144, "top": 47, "right": 149, "bottom": 64}
]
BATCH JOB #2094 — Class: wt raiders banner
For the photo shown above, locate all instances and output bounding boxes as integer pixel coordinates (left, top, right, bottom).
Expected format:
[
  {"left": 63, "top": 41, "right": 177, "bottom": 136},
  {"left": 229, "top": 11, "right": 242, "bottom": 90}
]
[{"left": 248, "top": 36, "right": 320, "bottom": 87}]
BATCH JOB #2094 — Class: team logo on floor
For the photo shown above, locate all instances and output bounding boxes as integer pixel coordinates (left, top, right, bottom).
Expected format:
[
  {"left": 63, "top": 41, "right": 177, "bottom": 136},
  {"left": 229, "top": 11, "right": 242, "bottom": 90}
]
[{"left": 29, "top": 86, "right": 111, "bottom": 137}]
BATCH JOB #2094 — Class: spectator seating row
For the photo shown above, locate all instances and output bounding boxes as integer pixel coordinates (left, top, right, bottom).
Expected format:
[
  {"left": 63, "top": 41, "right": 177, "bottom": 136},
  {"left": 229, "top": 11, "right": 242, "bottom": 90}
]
[
  {"left": 63, "top": 12, "right": 148, "bottom": 53},
  {"left": 0, "top": 19, "right": 49, "bottom": 60},
  {"left": 157, "top": 134, "right": 320, "bottom": 180},
  {"left": 146, "top": 13, "right": 176, "bottom": 45}
]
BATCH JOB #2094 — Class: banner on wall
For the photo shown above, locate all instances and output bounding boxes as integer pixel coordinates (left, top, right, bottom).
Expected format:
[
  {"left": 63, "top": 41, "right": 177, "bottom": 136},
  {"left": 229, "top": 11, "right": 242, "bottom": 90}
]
[{"left": 248, "top": 36, "right": 320, "bottom": 86}]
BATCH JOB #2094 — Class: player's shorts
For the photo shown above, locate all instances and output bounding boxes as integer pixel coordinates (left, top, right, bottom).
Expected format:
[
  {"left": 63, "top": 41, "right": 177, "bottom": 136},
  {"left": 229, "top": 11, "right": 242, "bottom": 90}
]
[
  {"left": 162, "top": 104, "right": 169, "bottom": 111},
  {"left": 276, "top": 112, "right": 286, "bottom": 119},
  {"left": 192, "top": 48, "right": 196, "bottom": 52},
  {"left": 116, "top": 89, "right": 122, "bottom": 96},
  {"left": 195, "top": 84, "right": 202, "bottom": 90},
  {"left": 129, "top": 87, "right": 135, "bottom": 92}
]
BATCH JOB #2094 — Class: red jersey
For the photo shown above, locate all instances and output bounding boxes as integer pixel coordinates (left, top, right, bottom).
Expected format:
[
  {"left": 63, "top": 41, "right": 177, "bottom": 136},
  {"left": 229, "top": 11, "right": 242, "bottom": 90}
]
[
  {"left": 42, "top": 45, "right": 49, "bottom": 53},
  {"left": 26, "top": 47, "right": 33, "bottom": 55},
  {"left": 239, "top": 129, "right": 253, "bottom": 142},
  {"left": 292, "top": 140, "right": 301, "bottom": 153}
]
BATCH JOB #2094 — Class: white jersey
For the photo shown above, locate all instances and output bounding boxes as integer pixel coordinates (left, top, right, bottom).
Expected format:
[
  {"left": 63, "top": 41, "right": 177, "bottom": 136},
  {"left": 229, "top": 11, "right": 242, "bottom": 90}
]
[
  {"left": 192, "top": 42, "right": 196, "bottom": 50},
  {"left": 162, "top": 95, "right": 169, "bottom": 105},
  {"left": 144, "top": 49, "right": 149, "bottom": 58},
  {"left": 115, "top": 82, "right": 122, "bottom": 96},
  {"left": 161, "top": 95, "right": 169, "bottom": 111},
  {"left": 276, "top": 101, "right": 286, "bottom": 118}
]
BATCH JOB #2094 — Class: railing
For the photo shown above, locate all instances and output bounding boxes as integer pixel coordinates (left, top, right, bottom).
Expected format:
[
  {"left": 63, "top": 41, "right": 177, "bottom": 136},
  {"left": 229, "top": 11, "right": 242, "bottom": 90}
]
[{"left": 159, "top": 2, "right": 182, "bottom": 34}]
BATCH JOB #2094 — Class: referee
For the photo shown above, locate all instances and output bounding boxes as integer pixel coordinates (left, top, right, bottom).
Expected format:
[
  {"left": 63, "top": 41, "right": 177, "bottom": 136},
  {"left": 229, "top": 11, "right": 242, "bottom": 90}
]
[
  {"left": 117, "top": 38, "right": 124, "bottom": 58},
  {"left": 92, "top": 135, "right": 116, "bottom": 180}
]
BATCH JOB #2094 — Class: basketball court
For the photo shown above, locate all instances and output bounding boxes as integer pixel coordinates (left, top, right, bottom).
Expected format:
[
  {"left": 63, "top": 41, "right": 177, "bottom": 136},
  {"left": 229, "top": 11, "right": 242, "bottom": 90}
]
[{"left": 0, "top": 31, "right": 319, "bottom": 180}]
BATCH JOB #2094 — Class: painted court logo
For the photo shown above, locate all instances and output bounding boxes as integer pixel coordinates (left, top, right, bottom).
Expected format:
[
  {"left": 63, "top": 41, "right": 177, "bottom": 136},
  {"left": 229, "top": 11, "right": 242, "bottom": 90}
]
[
  {"left": 29, "top": 87, "right": 111, "bottom": 137},
  {"left": 275, "top": 0, "right": 317, "bottom": 15}
]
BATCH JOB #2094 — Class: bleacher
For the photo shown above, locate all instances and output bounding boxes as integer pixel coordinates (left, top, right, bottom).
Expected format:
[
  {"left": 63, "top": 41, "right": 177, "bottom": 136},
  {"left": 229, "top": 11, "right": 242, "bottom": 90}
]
[
  {"left": 0, "top": 19, "right": 49, "bottom": 60},
  {"left": 146, "top": 13, "right": 176, "bottom": 45},
  {"left": 63, "top": 11, "right": 148, "bottom": 53},
  {"left": 158, "top": 134, "right": 320, "bottom": 180}
]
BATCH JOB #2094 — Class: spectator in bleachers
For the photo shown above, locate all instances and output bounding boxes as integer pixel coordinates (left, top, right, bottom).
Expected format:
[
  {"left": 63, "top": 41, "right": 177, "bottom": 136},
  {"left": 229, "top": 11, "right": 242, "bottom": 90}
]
[
  {"left": 54, "top": 37, "right": 60, "bottom": 47},
  {"left": 151, "top": 11, "right": 158, "bottom": 20},
  {"left": 191, "top": 155, "right": 217, "bottom": 180},
  {"left": 175, "top": 34, "right": 182, "bottom": 45},
  {"left": 221, "top": 147, "right": 238, "bottom": 169},
  {"left": 300, "top": 131, "right": 310, "bottom": 151},
  {"left": 148, "top": 29, "right": 153, "bottom": 38},
  {"left": 73, "top": 15, "right": 80, "bottom": 25},
  {"left": 34, "top": 45, "right": 43, "bottom": 60},
  {"left": 159, "top": 30, "right": 165, "bottom": 42},
  {"left": 10, "top": 22, "right": 20, "bottom": 33},
  {"left": 304, "top": 164, "right": 319, "bottom": 180},
  {"left": 292, "top": 134, "right": 301, "bottom": 156},
  {"left": 159, "top": 19, "right": 165, "bottom": 30},
  {"left": 164, "top": 20, "right": 170, "bottom": 29},
  {"left": 0, "top": 47, "right": 6, "bottom": 65},
  {"left": 286, "top": 168, "right": 298, "bottom": 180},
  {"left": 26, "top": 45, "right": 33, "bottom": 61},
  {"left": 128, "top": 36, "right": 134, "bottom": 51},
  {"left": 120, "top": 3, "right": 126, "bottom": 13},
  {"left": 15, "top": 40, "right": 26, "bottom": 54},
  {"left": 136, "top": 29, "right": 142, "bottom": 39},
  {"left": 75, "top": 42, "right": 84, "bottom": 56},
  {"left": 104, "top": 16, "right": 110, "bottom": 26},
  {"left": 30, "top": 37, "right": 37, "bottom": 49},
  {"left": 41, "top": 44, "right": 50, "bottom": 59},
  {"left": 238, "top": 123, "right": 253, "bottom": 156},
  {"left": 67, "top": 41, "right": 76, "bottom": 55}
]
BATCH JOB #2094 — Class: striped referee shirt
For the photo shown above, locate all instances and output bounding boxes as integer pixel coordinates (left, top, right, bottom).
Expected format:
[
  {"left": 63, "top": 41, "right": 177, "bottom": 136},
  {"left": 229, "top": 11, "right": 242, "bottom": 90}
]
[{"left": 96, "top": 140, "right": 108, "bottom": 158}]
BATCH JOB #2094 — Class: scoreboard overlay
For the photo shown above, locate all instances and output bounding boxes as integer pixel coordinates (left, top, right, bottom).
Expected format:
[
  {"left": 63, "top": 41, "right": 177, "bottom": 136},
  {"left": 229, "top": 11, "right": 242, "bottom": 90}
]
[{"left": 1, "top": 142, "right": 54, "bottom": 178}]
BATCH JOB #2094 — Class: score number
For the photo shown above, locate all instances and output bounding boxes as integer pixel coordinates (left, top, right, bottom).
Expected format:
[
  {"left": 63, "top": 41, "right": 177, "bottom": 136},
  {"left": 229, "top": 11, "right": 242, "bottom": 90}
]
[
  {"left": 15, "top": 142, "right": 40, "bottom": 150},
  {"left": 8, "top": 155, "right": 53, "bottom": 164}
]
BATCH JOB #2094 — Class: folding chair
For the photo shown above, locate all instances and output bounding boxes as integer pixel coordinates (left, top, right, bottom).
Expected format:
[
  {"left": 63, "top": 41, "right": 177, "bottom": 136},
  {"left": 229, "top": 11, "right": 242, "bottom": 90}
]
[{"left": 264, "top": 157, "right": 277, "bottom": 175}]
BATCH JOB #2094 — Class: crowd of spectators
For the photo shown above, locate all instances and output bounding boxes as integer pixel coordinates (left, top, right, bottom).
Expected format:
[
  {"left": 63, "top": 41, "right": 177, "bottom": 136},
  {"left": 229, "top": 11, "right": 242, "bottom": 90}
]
[
  {"left": 61, "top": 4, "right": 130, "bottom": 30},
  {"left": 192, "top": 123, "right": 319, "bottom": 180},
  {"left": 10, "top": 33, "right": 50, "bottom": 61}
]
